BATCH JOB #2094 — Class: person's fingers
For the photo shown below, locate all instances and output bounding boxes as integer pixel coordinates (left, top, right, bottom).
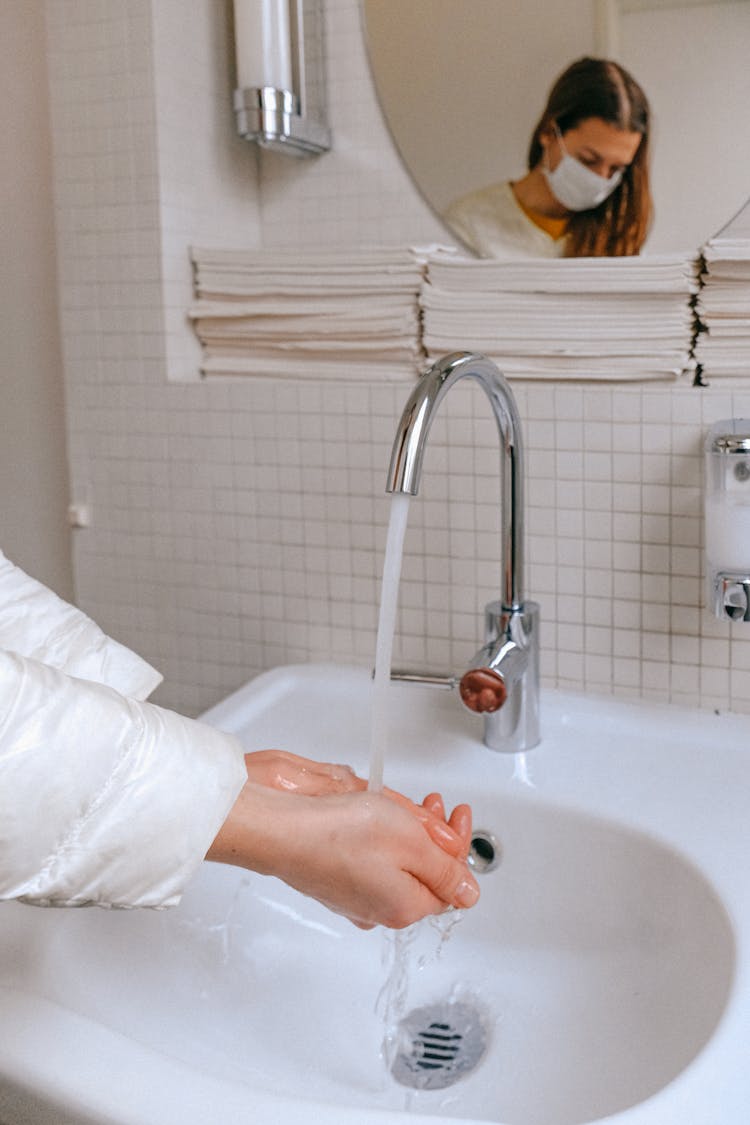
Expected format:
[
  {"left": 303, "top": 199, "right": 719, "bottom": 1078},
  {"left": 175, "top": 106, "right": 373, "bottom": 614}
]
[
  {"left": 448, "top": 803, "right": 472, "bottom": 856},
  {"left": 311, "top": 762, "right": 367, "bottom": 793},
  {"left": 365, "top": 864, "right": 479, "bottom": 929},
  {"left": 422, "top": 792, "right": 446, "bottom": 820},
  {"left": 382, "top": 787, "right": 467, "bottom": 857},
  {"left": 244, "top": 751, "right": 367, "bottom": 795},
  {"left": 419, "top": 811, "right": 467, "bottom": 856},
  {"left": 405, "top": 841, "right": 480, "bottom": 913}
]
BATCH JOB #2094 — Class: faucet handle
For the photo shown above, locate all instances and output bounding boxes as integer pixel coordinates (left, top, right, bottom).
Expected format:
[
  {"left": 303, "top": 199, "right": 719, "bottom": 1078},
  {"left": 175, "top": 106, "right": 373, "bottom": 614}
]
[{"left": 459, "top": 667, "right": 507, "bottom": 713}]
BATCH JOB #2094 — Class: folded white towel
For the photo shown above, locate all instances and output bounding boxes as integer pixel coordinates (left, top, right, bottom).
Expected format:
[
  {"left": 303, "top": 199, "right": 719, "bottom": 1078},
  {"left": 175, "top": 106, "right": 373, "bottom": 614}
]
[
  {"left": 189, "top": 245, "right": 429, "bottom": 381},
  {"left": 189, "top": 245, "right": 700, "bottom": 385},
  {"left": 420, "top": 251, "right": 697, "bottom": 382},
  {"left": 423, "top": 251, "right": 699, "bottom": 294},
  {"left": 695, "top": 233, "right": 750, "bottom": 381}
]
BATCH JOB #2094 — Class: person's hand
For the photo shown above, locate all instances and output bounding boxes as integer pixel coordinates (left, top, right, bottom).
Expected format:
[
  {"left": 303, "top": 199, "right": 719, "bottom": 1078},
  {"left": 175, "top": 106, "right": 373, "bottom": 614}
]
[
  {"left": 242, "top": 751, "right": 472, "bottom": 860},
  {"left": 243, "top": 749, "right": 366, "bottom": 795},
  {"left": 206, "top": 780, "right": 480, "bottom": 930},
  {"left": 420, "top": 791, "right": 472, "bottom": 858}
]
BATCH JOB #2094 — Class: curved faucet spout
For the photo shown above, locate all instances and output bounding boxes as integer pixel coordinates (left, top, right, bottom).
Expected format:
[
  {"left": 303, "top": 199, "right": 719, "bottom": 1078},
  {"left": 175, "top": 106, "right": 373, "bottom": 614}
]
[
  {"left": 386, "top": 351, "right": 540, "bottom": 753},
  {"left": 387, "top": 351, "right": 525, "bottom": 612}
]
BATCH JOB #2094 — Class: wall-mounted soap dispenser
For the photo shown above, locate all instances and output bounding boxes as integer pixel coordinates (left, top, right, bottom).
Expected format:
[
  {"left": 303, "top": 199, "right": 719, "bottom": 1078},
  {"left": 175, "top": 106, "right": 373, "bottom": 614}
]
[{"left": 706, "top": 419, "right": 750, "bottom": 620}]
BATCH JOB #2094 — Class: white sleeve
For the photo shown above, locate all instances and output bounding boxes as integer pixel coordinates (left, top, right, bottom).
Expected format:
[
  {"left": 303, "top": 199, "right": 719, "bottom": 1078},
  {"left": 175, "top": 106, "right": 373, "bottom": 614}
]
[
  {"left": 0, "top": 650, "right": 247, "bottom": 908},
  {"left": 0, "top": 549, "right": 161, "bottom": 700}
]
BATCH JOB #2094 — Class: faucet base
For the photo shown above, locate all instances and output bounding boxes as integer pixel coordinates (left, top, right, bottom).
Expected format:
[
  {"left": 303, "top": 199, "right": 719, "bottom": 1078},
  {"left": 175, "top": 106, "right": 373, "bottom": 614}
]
[{"left": 480, "top": 600, "right": 540, "bottom": 753}]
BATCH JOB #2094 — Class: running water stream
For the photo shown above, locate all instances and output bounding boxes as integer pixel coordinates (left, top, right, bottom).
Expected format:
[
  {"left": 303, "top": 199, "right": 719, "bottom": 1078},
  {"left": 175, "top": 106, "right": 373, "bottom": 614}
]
[
  {"left": 368, "top": 492, "right": 412, "bottom": 793},
  {"left": 367, "top": 493, "right": 469, "bottom": 1088}
]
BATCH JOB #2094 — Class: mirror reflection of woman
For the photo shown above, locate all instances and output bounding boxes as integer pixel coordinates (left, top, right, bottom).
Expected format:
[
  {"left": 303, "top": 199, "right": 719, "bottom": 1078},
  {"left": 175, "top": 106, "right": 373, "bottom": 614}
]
[{"left": 443, "top": 57, "right": 652, "bottom": 259}]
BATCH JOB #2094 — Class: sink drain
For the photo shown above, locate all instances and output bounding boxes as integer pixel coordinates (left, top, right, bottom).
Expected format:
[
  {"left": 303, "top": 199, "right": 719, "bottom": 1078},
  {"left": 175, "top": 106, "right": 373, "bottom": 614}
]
[
  {"left": 390, "top": 1000, "right": 489, "bottom": 1091},
  {"left": 467, "top": 829, "right": 501, "bottom": 874}
]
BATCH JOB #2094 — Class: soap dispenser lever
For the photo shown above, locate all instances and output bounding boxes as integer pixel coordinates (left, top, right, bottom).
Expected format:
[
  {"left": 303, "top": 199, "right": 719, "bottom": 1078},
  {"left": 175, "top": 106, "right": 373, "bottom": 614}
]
[
  {"left": 715, "top": 572, "right": 750, "bottom": 621},
  {"left": 705, "top": 419, "right": 750, "bottom": 622}
]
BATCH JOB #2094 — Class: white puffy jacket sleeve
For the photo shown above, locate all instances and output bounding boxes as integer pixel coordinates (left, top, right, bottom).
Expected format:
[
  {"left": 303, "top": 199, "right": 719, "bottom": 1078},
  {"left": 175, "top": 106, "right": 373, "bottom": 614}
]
[
  {"left": 0, "top": 652, "right": 247, "bottom": 908},
  {"left": 0, "top": 549, "right": 162, "bottom": 700},
  {"left": 0, "top": 552, "right": 247, "bottom": 909}
]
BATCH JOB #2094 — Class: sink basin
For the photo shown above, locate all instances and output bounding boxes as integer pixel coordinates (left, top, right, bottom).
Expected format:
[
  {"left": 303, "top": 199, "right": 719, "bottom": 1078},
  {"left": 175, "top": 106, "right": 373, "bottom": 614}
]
[{"left": 0, "top": 664, "right": 746, "bottom": 1125}]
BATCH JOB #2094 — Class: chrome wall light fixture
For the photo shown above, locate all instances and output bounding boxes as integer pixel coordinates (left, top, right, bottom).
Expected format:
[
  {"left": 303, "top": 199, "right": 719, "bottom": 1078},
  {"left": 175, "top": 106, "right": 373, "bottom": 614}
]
[{"left": 232, "top": 0, "right": 331, "bottom": 157}]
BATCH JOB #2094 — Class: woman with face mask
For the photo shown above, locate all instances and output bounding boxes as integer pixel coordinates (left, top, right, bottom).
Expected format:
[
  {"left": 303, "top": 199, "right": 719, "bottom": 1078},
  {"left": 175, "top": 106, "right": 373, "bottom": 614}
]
[{"left": 443, "top": 56, "right": 652, "bottom": 259}]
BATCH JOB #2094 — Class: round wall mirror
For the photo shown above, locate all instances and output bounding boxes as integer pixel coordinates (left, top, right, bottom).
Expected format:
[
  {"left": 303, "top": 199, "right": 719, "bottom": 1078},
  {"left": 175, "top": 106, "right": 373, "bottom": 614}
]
[{"left": 363, "top": 0, "right": 750, "bottom": 255}]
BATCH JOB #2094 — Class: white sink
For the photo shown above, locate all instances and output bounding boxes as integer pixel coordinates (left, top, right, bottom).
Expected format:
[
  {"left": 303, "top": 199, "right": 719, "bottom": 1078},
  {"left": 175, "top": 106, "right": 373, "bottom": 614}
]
[{"left": 0, "top": 663, "right": 746, "bottom": 1125}]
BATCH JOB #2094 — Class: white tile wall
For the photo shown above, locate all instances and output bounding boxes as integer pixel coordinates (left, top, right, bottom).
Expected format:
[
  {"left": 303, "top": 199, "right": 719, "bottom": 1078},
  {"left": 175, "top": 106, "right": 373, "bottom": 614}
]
[{"left": 44, "top": 0, "right": 750, "bottom": 720}]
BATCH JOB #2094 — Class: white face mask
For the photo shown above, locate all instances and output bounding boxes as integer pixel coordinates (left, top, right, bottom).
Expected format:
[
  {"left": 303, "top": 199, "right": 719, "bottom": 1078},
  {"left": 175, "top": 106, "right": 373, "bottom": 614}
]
[{"left": 542, "top": 124, "right": 623, "bottom": 212}]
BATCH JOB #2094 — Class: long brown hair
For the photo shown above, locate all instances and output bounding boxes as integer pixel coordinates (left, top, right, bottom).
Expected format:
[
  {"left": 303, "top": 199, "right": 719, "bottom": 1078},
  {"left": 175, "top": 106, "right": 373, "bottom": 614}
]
[{"left": 528, "top": 57, "right": 652, "bottom": 257}]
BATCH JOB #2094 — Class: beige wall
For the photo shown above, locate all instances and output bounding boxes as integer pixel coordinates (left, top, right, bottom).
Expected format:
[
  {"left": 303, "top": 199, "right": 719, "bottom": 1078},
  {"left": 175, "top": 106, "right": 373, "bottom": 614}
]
[{"left": 0, "top": 1, "right": 72, "bottom": 598}]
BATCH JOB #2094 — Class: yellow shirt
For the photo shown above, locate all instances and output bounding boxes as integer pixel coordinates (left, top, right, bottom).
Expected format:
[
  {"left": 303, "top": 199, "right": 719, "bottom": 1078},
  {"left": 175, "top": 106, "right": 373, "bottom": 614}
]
[{"left": 514, "top": 194, "right": 568, "bottom": 241}]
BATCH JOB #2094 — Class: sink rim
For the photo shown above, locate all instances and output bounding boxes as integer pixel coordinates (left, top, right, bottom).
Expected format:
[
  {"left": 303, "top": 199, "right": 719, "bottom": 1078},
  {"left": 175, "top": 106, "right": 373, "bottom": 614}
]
[{"left": 2, "top": 662, "right": 750, "bottom": 1125}]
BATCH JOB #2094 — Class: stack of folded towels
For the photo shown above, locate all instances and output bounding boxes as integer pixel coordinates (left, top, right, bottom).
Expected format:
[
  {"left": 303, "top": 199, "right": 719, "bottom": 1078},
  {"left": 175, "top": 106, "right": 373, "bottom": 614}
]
[
  {"left": 694, "top": 221, "right": 750, "bottom": 382},
  {"left": 189, "top": 246, "right": 427, "bottom": 380},
  {"left": 419, "top": 251, "right": 699, "bottom": 381}
]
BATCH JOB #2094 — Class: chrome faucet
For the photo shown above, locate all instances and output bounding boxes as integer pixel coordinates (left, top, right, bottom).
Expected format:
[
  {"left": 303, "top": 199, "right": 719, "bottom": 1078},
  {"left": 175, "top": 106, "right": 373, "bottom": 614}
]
[{"left": 386, "top": 351, "right": 540, "bottom": 753}]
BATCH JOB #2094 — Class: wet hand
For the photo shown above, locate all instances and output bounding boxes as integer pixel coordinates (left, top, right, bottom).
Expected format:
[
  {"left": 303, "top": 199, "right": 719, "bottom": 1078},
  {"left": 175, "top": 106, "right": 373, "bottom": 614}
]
[
  {"left": 243, "top": 749, "right": 366, "bottom": 796},
  {"left": 243, "top": 752, "right": 472, "bottom": 861},
  {"left": 206, "top": 783, "right": 480, "bottom": 930}
]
